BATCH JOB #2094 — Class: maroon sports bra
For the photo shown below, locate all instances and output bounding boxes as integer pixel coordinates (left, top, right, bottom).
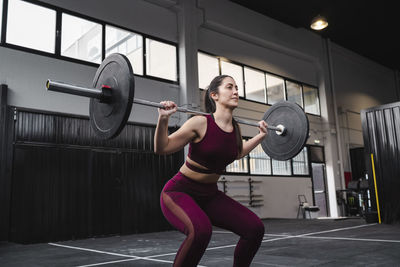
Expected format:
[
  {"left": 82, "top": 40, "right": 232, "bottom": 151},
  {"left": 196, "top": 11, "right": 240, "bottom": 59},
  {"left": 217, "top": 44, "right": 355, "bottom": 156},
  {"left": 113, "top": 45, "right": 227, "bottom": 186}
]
[{"left": 186, "top": 114, "right": 238, "bottom": 174}]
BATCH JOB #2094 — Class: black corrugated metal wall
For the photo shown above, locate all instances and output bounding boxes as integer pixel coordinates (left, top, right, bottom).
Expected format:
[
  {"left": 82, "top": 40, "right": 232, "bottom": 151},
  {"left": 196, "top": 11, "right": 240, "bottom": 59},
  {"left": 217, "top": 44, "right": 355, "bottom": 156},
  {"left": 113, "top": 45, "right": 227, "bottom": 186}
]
[
  {"left": 361, "top": 102, "right": 400, "bottom": 224},
  {"left": 0, "top": 85, "right": 13, "bottom": 241},
  {"left": 7, "top": 107, "right": 183, "bottom": 244}
]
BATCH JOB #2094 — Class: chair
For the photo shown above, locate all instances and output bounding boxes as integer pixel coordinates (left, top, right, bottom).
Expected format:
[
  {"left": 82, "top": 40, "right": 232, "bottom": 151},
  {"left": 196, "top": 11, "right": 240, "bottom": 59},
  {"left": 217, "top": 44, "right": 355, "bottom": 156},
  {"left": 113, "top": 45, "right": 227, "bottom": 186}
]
[{"left": 297, "top": 194, "right": 320, "bottom": 219}]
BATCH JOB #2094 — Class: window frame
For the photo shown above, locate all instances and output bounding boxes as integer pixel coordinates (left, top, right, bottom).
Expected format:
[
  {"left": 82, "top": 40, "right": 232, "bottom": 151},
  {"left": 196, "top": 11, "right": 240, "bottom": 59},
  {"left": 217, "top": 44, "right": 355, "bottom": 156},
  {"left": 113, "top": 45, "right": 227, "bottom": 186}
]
[{"left": 0, "top": 0, "right": 179, "bottom": 84}]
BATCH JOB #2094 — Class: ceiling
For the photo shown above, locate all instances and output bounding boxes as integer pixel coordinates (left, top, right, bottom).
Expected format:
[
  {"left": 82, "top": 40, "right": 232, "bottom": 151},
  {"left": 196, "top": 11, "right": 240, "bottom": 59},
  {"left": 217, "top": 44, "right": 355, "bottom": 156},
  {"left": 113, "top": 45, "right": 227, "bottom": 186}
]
[{"left": 230, "top": 0, "right": 400, "bottom": 71}]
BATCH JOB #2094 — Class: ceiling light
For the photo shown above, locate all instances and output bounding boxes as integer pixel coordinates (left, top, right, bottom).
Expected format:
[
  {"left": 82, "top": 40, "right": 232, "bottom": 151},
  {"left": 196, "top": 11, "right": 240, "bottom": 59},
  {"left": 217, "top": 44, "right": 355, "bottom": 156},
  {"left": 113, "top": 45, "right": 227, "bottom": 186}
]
[{"left": 310, "top": 15, "right": 328, "bottom": 30}]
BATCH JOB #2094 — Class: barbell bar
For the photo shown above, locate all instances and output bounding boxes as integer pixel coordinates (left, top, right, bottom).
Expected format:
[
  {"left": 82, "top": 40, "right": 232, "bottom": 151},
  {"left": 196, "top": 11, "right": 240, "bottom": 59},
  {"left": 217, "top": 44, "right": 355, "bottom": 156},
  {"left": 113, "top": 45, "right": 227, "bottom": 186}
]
[
  {"left": 45, "top": 53, "right": 309, "bottom": 160},
  {"left": 46, "top": 80, "right": 285, "bottom": 133}
]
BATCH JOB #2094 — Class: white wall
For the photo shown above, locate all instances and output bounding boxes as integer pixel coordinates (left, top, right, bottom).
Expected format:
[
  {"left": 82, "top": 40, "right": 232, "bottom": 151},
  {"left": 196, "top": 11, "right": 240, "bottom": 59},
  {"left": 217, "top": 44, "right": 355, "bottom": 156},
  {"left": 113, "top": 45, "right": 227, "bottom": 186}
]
[
  {"left": 329, "top": 44, "right": 399, "bottom": 173},
  {"left": 220, "top": 175, "right": 312, "bottom": 219}
]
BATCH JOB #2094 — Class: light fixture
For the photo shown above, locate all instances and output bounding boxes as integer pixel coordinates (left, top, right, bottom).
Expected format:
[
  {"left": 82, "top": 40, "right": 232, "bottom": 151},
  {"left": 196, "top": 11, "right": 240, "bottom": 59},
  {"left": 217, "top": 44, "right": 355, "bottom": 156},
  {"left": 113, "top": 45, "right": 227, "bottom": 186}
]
[{"left": 310, "top": 15, "right": 328, "bottom": 30}]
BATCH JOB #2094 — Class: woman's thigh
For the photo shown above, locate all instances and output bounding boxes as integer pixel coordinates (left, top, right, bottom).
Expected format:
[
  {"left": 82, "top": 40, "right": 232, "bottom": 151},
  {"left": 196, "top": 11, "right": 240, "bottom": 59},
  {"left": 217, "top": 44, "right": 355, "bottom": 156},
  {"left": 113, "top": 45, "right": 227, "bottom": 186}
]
[{"left": 202, "top": 191, "right": 264, "bottom": 237}]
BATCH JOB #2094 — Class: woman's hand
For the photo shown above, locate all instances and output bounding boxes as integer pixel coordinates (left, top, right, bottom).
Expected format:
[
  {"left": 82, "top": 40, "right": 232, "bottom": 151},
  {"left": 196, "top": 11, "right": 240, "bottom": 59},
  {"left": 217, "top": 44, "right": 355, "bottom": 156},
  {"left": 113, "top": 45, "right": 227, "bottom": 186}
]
[
  {"left": 258, "top": 120, "right": 268, "bottom": 137},
  {"left": 158, "top": 101, "right": 178, "bottom": 117}
]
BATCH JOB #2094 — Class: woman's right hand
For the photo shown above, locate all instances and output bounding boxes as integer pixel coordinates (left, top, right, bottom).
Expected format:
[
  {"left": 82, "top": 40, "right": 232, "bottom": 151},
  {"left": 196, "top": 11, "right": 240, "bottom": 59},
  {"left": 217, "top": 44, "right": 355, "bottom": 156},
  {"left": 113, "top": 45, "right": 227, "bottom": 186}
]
[{"left": 158, "top": 101, "right": 178, "bottom": 117}]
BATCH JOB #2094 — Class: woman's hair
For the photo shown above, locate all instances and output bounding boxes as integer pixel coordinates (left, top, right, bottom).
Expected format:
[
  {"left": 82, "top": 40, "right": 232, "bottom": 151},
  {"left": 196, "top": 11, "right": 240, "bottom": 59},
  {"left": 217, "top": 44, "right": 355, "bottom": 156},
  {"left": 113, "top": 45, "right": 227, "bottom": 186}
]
[{"left": 204, "top": 75, "right": 243, "bottom": 155}]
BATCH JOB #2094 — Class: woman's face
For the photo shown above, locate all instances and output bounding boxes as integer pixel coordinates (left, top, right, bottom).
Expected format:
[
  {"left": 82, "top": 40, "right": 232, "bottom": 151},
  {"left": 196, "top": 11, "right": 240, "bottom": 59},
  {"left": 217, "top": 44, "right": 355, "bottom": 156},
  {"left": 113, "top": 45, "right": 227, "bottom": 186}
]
[{"left": 211, "top": 76, "right": 239, "bottom": 109}]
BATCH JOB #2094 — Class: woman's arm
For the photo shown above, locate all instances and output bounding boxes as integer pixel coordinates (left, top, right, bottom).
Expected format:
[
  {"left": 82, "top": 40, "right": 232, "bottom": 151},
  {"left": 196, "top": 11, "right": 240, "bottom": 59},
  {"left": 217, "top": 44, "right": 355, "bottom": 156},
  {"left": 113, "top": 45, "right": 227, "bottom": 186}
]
[
  {"left": 154, "top": 101, "right": 205, "bottom": 155},
  {"left": 237, "top": 120, "right": 268, "bottom": 158}
]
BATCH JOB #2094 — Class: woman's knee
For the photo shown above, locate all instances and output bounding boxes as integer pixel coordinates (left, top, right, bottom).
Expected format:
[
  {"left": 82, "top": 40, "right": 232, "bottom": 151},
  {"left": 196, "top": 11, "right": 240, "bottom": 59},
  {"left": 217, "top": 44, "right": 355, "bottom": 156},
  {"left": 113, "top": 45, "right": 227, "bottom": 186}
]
[
  {"left": 245, "top": 218, "right": 265, "bottom": 241},
  {"left": 191, "top": 221, "right": 212, "bottom": 246}
]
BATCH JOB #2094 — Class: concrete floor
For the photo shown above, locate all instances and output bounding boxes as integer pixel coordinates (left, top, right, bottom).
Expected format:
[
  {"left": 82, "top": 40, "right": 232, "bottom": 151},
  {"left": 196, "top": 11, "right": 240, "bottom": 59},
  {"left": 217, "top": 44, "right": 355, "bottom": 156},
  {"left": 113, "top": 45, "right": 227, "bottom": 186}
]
[{"left": 1, "top": 218, "right": 400, "bottom": 266}]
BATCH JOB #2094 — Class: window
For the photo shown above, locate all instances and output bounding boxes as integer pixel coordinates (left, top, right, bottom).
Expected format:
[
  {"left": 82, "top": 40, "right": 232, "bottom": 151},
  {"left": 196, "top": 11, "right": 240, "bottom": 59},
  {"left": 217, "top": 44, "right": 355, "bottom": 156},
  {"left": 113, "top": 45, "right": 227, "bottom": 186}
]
[
  {"left": 225, "top": 137, "right": 310, "bottom": 176},
  {"left": 292, "top": 147, "right": 309, "bottom": 175},
  {"left": 221, "top": 60, "right": 244, "bottom": 97},
  {"left": 146, "top": 38, "right": 177, "bottom": 81},
  {"left": 244, "top": 67, "right": 266, "bottom": 103},
  {"left": 266, "top": 74, "right": 285, "bottom": 105},
  {"left": 197, "top": 53, "right": 320, "bottom": 116},
  {"left": 272, "top": 159, "right": 291, "bottom": 175},
  {"left": 249, "top": 144, "right": 271, "bottom": 175},
  {"left": 61, "top": 13, "right": 102, "bottom": 63},
  {"left": 303, "top": 85, "right": 320, "bottom": 115},
  {"left": 286, "top": 81, "right": 303, "bottom": 107},
  {"left": 106, "top": 25, "right": 143, "bottom": 75},
  {"left": 198, "top": 52, "right": 219, "bottom": 89},
  {"left": 6, "top": 0, "right": 56, "bottom": 53}
]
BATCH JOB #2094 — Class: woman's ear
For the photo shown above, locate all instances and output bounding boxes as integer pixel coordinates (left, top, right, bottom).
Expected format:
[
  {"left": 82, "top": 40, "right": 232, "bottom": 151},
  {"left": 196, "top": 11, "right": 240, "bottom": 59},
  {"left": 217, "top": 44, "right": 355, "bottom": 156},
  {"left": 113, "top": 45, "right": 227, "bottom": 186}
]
[{"left": 210, "top": 91, "right": 218, "bottom": 101}]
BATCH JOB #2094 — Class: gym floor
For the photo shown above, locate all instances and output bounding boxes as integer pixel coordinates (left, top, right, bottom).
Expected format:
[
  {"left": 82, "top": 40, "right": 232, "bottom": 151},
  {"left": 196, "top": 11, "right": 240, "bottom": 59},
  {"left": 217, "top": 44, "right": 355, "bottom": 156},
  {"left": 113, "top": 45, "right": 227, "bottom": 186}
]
[{"left": 1, "top": 218, "right": 399, "bottom": 266}]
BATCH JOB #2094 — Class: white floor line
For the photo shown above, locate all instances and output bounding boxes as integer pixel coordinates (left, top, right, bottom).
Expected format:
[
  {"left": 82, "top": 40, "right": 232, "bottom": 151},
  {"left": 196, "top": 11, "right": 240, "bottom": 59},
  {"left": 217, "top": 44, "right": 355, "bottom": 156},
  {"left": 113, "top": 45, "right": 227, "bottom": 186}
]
[
  {"left": 263, "top": 224, "right": 400, "bottom": 244},
  {"left": 48, "top": 243, "right": 176, "bottom": 266},
  {"left": 48, "top": 243, "right": 140, "bottom": 259},
  {"left": 143, "top": 251, "right": 178, "bottom": 258},
  {"left": 75, "top": 258, "right": 139, "bottom": 267},
  {"left": 297, "top": 223, "right": 377, "bottom": 237},
  {"left": 264, "top": 234, "right": 291, "bottom": 237},
  {"left": 285, "top": 235, "right": 400, "bottom": 243},
  {"left": 260, "top": 224, "right": 378, "bottom": 244}
]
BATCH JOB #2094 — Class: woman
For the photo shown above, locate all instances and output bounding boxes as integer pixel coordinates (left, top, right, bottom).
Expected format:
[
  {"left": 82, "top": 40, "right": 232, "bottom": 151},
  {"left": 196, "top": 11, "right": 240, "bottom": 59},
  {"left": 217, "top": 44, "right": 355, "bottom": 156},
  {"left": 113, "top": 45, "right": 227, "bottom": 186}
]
[{"left": 154, "top": 75, "right": 267, "bottom": 267}]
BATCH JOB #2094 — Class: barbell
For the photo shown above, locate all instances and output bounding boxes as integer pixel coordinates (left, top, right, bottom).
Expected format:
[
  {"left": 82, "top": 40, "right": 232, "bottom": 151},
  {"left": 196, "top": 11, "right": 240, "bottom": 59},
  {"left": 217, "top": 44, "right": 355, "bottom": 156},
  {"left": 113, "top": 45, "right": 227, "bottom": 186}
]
[{"left": 45, "top": 53, "right": 309, "bottom": 160}]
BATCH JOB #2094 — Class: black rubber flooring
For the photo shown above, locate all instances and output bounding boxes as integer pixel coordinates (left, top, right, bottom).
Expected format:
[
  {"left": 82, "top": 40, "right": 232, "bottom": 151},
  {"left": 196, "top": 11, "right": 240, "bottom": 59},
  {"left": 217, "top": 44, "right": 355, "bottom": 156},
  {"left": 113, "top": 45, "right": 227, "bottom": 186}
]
[{"left": 1, "top": 218, "right": 400, "bottom": 266}]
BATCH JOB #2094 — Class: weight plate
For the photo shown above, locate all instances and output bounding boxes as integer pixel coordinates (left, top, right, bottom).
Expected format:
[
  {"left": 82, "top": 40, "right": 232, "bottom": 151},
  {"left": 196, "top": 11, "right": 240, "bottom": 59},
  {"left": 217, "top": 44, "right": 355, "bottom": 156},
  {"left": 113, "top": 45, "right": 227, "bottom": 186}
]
[
  {"left": 261, "top": 101, "right": 309, "bottom": 161},
  {"left": 89, "top": 53, "right": 135, "bottom": 139}
]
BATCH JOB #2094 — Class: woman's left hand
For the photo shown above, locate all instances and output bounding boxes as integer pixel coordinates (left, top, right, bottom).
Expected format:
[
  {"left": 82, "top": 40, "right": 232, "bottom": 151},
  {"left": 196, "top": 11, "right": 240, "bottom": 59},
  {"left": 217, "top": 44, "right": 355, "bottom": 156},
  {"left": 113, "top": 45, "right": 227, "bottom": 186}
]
[{"left": 258, "top": 120, "right": 268, "bottom": 137}]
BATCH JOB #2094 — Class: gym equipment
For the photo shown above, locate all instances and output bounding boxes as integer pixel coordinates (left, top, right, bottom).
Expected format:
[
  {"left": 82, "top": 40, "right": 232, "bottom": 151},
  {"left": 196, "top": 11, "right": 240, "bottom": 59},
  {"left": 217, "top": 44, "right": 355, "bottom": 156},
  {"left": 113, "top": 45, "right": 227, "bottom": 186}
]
[{"left": 46, "top": 53, "right": 309, "bottom": 160}]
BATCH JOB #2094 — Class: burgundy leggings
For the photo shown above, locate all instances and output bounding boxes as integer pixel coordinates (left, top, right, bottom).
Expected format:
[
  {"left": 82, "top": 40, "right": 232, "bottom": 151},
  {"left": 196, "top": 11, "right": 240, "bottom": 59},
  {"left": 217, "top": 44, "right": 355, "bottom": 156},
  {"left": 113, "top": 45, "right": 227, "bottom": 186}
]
[{"left": 160, "top": 172, "right": 264, "bottom": 267}]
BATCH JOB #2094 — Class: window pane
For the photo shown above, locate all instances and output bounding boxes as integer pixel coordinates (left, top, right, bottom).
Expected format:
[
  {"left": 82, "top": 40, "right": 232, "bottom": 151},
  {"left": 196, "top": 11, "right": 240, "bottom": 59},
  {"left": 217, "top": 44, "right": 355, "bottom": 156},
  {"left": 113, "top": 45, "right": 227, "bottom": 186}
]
[
  {"left": 272, "top": 159, "right": 291, "bottom": 175},
  {"left": 226, "top": 156, "right": 248, "bottom": 173},
  {"left": 61, "top": 13, "right": 102, "bottom": 64},
  {"left": 221, "top": 61, "right": 244, "bottom": 97},
  {"left": 226, "top": 139, "right": 248, "bottom": 173},
  {"left": 304, "top": 85, "right": 320, "bottom": 115},
  {"left": 293, "top": 147, "right": 309, "bottom": 175},
  {"left": 6, "top": 0, "right": 56, "bottom": 53},
  {"left": 266, "top": 74, "right": 285, "bottom": 105},
  {"left": 286, "top": 81, "right": 303, "bottom": 107},
  {"left": 249, "top": 144, "right": 271, "bottom": 174},
  {"left": 198, "top": 52, "right": 219, "bottom": 89},
  {"left": 106, "top": 25, "right": 143, "bottom": 75},
  {"left": 244, "top": 67, "right": 266, "bottom": 103},
  {"left": 146, "top": 39, "right": 177, "bottom": 81}
]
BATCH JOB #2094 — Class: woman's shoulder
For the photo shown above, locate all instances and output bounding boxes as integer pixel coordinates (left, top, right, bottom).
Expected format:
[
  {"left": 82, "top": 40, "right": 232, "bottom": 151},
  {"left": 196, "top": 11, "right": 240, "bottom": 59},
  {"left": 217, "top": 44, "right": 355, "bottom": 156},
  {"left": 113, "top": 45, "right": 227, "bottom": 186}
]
[
  {"left": 187, "top": 115, "right": 208, "bottom": 125},
  {"left": 182, "top": 115, "right": 208, "bottom": 133}
]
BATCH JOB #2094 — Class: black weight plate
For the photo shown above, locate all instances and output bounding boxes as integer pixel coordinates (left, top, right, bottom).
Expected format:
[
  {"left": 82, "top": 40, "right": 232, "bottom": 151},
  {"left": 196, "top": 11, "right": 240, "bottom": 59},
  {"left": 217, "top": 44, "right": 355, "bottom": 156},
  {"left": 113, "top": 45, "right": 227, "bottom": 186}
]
[
  {"left": 89, "top": 53, "right": 135, "bottom": 139},
  {"left": 261, "top": 101, "right": 309, "bottom": 161}
]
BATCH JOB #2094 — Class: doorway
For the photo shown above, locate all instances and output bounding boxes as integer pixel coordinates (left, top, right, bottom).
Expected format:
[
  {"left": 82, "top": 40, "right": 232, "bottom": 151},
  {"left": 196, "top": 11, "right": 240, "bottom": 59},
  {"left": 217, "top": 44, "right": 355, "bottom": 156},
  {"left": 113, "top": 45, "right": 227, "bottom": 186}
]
[{"left": 309, "top": 145, "right": 328, "bottom": 217}]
